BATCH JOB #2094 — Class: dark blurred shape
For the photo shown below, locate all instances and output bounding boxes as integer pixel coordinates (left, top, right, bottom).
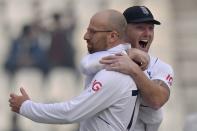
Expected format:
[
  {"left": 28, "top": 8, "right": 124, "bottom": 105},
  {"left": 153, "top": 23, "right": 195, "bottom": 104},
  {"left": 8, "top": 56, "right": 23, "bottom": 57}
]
[
  {"left": 4, "top": 24, "right": 49, "bottom": 76},
  {"left": 48, "top": 12, "right": 76, "bottom": 70},
  {"left": 10, "top": 114, "right": 20, "bottom": 131}
]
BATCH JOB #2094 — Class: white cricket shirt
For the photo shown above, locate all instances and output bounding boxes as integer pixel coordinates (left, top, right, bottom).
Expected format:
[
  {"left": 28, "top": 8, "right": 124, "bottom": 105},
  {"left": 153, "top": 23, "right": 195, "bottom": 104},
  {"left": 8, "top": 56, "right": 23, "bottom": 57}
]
[
  {"left": 80, "top": 49, "right": 174, "bottom": 131},
  {"left": 134, "top": 55, "right": 174, "bottom": 131},
  {"left": 20, "top": 44, "right": 138, "bottom": 131}
]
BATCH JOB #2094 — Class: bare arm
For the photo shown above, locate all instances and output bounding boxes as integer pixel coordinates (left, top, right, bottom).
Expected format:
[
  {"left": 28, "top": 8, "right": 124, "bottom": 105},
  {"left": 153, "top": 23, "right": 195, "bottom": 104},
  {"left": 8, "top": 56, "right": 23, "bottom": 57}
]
[
  {"left": 129, "top": 66, "right": 170, "bottom": 109},
  {"left": 100, "top": 49, "right": 170, "bottom": 109}
]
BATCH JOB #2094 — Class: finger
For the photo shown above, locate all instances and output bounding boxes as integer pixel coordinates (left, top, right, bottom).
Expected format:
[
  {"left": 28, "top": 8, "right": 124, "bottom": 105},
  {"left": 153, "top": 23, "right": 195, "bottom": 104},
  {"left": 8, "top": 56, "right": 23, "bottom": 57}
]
[
  {"left": 11, "top": 108, "right": 15, "bottom": 112},
  {"left": 12, "top": 106, "right": 20, "bottom": 113},
  {"left": 115, "top": 52, "right": 127, "bottom": 56},
  {"left": 100, "top": 59, "right": 117, "bottom": 65},
  {"left": 9, "top": 103, "right": 15, "bottom": 107},
  {"left": 11, "top": 107, "right": 18, "bottom": 113},
  {"left": 10, "top": 93, "right": 17, "bottom": 98},
  {"left": 115, "top": 53, "right": 123, "bottom": 56},
  {"left": 9, "top": 98, "right": 14, "bottom": 103},
  {"left": 9, "top": 100, "right": 16, "bottom": 107},
  {"left": 105, "top": 65, "right": 118, "bottom": 71},
  {"left": 20, "top": 88, "right": 29, "bottom": 98},
  {"left": 140, "top": 63, "right": 148, "bottom": 71},
  {"left": 101, "top": 55, "right": 117, "bottom": 60},
  {"left": 127, "top": 51, "right": 135, "bottom": 59}
]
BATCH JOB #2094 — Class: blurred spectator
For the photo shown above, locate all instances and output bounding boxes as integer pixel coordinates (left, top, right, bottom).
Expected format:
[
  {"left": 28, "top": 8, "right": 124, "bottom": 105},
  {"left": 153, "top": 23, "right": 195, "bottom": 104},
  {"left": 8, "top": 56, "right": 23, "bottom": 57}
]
[
  {"left": 4, "top": 24, "right": 49, "bottom": 76},
  {"left": 48, "top": 12, "right": 76, "bottom": 70},
  {"left": 30, "top": 0, "right": 51, "bottom": 54}
]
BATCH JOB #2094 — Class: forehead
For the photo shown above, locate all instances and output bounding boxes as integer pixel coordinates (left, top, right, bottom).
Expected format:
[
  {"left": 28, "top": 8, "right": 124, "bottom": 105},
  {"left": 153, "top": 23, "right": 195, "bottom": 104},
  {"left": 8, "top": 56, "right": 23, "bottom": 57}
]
[{"left": 89, "top": 15, "right": 108, "bottom": 29}]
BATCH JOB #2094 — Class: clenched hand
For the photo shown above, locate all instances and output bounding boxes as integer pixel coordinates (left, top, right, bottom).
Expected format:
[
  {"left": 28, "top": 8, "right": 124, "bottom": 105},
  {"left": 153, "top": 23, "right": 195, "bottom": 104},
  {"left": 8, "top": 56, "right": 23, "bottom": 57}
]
[{"left": 9, "top": 88, "right": 30, "bottom": 113}]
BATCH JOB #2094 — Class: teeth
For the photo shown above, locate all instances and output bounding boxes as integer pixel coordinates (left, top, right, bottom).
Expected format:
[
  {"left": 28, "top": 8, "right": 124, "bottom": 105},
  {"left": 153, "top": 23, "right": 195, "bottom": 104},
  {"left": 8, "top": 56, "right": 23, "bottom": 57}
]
[{"left": 140, "top": 40, "right": 148, "bottom": 42}]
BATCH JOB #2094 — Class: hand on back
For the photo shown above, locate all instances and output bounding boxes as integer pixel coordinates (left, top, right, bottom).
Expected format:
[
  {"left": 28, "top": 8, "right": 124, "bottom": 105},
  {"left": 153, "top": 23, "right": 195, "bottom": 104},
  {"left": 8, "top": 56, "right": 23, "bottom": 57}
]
[
  {"left": 100, "top": 48, "right": 150, "bottom": 75},
  {"left": 127, "top": 48, "right": 150, "bottom": 71}
]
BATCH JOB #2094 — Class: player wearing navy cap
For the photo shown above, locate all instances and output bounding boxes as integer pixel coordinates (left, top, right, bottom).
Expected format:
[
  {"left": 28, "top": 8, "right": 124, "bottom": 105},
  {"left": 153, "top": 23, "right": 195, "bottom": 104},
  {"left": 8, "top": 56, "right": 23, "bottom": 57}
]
[
  {"left": 83, "top": 6, "right": 174, "bottom": 131},
  {"left": 100, "top": 6, "right": 174, "bottom": 131}
]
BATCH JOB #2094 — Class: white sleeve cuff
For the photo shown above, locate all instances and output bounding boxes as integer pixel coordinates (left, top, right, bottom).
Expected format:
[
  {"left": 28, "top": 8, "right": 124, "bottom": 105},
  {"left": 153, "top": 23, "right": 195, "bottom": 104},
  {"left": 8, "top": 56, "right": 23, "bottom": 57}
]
[{"left": 20, "top": 100, "right": 32, "bottom": 115}]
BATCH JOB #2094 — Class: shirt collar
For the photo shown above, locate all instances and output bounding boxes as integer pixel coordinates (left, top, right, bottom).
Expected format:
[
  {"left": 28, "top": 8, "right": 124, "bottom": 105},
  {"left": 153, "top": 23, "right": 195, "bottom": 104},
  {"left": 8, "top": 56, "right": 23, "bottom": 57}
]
[{"left": 107, "top": 43, "right": 131, "bottom": 53}]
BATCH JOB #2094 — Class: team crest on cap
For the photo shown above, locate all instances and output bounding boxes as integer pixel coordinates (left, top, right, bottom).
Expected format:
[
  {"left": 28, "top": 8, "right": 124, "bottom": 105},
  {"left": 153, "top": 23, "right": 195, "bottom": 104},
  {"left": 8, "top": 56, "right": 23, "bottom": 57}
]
[
  {"left": 92, "top": 80, "right": 102, "bottom": 92},
  {"left": 140, "top": 6, "right": 149, "bottom": 15}
]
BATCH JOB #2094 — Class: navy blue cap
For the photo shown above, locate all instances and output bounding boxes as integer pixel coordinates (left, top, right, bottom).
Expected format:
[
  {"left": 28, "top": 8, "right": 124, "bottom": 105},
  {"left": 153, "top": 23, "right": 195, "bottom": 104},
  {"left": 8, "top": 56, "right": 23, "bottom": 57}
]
[{"left": 123, "top": 6, "right": 161, "bottom": 25}]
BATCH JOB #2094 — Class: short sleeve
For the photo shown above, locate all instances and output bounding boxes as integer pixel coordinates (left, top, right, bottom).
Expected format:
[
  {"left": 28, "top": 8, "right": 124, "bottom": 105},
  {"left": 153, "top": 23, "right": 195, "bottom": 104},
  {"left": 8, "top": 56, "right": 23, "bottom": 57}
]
[{"left": 149, "top": 59, "right": 174, "bottom": 88}]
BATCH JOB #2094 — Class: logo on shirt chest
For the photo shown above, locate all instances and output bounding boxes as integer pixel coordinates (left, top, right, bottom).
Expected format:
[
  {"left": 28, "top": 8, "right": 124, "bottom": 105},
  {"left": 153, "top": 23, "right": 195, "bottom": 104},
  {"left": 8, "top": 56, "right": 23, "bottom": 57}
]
[
  {"left": 166, "top": 74, "right": 173, "bottom": 86},
  {"left": 92, "top": 80, "right": 102, "bottom": 92}
]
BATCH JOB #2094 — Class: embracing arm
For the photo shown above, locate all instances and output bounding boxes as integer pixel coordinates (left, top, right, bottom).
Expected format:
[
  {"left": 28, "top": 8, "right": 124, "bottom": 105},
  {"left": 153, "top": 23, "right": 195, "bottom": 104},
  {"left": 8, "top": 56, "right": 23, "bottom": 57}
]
[
  {"left": 100, "top": 49, "right": 173, "bottom": 109},
  {"left": 128, "top": 66, "right": 170, "bottom": 109},
  {"left": 81, "top": 49, "right": 149, "bottom": 76}
]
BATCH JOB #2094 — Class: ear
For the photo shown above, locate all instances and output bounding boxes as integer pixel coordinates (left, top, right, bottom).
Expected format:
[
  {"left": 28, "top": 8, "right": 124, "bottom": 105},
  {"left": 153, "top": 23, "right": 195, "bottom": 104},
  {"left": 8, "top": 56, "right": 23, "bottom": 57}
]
[{"left": 109, "top": 31, "right": 119, "bottom": 43}]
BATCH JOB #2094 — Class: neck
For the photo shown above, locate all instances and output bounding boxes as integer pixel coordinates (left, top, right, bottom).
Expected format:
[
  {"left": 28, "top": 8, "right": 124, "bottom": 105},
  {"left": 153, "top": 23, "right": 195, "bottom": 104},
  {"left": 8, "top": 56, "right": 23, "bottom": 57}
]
[{"left": 108, "top": 39, "right": 127, "bottom": 49}]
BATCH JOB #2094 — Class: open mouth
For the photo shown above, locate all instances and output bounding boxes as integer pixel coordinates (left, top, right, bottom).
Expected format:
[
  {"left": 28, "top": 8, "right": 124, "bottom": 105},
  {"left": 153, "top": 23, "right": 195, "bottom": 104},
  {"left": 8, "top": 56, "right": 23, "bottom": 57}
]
[{"left": 139, "top": 40, "right": 148, "bottom": 48}]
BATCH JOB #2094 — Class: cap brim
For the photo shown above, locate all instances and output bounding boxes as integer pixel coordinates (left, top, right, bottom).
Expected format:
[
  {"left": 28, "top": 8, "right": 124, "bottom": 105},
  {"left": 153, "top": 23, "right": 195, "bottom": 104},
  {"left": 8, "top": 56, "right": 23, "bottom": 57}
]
[{"left": 128, "top": 18, "right": 161, "bottom": 25}]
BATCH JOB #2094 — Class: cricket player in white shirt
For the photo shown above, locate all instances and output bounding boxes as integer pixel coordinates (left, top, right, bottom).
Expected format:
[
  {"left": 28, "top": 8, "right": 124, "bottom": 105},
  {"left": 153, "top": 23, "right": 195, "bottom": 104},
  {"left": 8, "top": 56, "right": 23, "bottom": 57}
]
[
  {"left": 9, "top": 9, "right": 148, "bottom": 131},
  {"left": 100, "top": 6, "right": 174, "bottom": 131},
  {"left": 81, "top": 51, "right": 173, "bottom": 131},
  {"left": 82, "top": 6, "right": 174, "bottom": 131}
]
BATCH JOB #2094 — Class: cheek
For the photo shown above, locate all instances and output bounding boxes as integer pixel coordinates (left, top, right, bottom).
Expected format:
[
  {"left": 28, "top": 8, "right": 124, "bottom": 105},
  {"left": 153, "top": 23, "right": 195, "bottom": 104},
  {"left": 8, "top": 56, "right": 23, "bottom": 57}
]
[
  {"left": 91, "top": 37, "right": 103, "bottom": 51},
  {"left": 127, "top": 31, "right": 138, "bottom": 39},
  {"left": 97, "top": 36, "right": 108, "bottom": 51},
  {"left": 127, "top": 34, "right": 138, "bottom": 43}
]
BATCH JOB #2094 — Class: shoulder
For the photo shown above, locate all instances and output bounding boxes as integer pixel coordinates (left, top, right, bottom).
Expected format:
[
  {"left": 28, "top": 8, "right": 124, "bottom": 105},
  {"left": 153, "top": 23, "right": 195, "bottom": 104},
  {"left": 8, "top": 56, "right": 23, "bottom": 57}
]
[
  {"left": 93, "top": 70, "right": 136, "bottom": 89},
  {"left": 148, "top": 55, "right": 174, "bottom": 87},
  {"left": 95, "top": 69, "right": 129, "bottom": 80},
  {"left": 80, "top": 51, "right": 113, "bottom": 75},
  {"left": 149, "top": 56, "right": 173, "bottom": 74},
  {"left": 81, "top": 51, "right": 111, "bottom": 68}
]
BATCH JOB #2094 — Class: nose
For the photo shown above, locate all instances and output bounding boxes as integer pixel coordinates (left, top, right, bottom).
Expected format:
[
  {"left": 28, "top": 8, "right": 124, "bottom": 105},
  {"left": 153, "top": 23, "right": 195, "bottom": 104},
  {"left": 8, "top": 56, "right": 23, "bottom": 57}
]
[
  {"left": 142, "top": 28, "right": 149, "bottom": 36},
  {"left": 84, "top": 31, "right": 90, "bottom": 41},
  {"left": 142, "top": 27, "right": 153, "bottom": 37}
]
